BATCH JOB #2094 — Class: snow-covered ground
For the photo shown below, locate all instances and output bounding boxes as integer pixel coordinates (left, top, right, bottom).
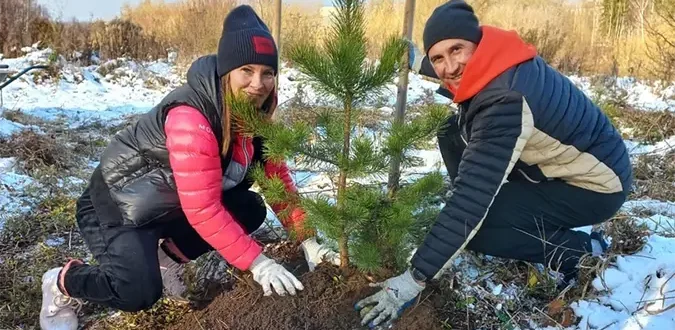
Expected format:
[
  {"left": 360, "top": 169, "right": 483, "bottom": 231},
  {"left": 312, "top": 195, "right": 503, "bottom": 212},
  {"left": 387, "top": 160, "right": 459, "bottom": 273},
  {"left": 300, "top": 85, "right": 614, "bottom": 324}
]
[{"left": 2, "top": 47, "right": 675, "bottom": 329}]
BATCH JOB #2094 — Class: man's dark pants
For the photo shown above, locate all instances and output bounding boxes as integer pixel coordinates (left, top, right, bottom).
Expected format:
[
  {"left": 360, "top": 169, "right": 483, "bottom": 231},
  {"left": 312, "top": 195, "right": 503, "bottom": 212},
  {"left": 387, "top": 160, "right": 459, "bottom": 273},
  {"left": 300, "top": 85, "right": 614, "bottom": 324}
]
[
  {"left": 437, "top": 114, "right": 626, "bottom": 278},
  {"left": 62, "top": 185, "right": 266, "bottom": 312}
]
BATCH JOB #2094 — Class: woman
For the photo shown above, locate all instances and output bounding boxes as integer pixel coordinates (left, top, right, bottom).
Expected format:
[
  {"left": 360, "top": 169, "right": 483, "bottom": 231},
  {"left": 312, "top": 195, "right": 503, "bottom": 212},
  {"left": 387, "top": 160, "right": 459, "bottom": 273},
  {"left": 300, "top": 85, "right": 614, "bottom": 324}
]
[{"left": 39, "top": 6, "right": 337, "bottom": 330}]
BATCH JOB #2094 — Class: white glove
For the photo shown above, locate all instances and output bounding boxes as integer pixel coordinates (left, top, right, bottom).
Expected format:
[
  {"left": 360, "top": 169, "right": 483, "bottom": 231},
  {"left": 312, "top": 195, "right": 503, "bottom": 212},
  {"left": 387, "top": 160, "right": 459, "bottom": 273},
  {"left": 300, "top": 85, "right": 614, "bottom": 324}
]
[
  {"left": 301, "top": 237, "right": 341, "bottom": 271},
  {"left": 249, "top": 253, "right": 304, "bottom": 296},
  {"left": 354, "top": 270, "right": 425, "bottom": 328}
]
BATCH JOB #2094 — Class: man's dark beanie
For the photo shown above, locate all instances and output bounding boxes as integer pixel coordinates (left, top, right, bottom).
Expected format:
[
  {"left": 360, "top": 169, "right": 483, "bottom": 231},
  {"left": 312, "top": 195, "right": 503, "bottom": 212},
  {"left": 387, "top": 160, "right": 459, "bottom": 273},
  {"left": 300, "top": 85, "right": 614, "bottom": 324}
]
[
  {"left": 217, "top": 5, "right": 278, "bottom": 77},
  {"left": 423, "top": 0, "right": 482, "bottom": 54}
]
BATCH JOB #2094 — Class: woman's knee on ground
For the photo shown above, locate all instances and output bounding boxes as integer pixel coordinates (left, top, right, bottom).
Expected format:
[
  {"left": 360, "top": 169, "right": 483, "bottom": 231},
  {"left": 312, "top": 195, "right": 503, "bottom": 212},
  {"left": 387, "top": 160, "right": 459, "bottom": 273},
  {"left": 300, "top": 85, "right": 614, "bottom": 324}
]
[{"left": 108, "top": 271, "right": 163, "bottom": 312}]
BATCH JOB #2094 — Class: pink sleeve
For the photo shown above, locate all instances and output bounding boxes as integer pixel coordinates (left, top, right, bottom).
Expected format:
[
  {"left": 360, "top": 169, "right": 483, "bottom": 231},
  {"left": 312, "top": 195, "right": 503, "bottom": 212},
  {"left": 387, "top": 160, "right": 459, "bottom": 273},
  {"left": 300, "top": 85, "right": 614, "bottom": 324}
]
[
  {"left": 264, "top": 161, "right": 311, "bottom": 239},
  {"left": 165, "top": 105, "right": 262, "bottom": 270}
]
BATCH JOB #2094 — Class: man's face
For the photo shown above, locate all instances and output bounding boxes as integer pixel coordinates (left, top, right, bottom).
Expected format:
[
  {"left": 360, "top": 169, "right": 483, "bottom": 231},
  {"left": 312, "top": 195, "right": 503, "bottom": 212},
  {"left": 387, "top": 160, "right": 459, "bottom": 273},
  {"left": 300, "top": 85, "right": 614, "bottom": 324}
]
[{"left": 428, "top": 39, "right": 477, "bottom": 90}]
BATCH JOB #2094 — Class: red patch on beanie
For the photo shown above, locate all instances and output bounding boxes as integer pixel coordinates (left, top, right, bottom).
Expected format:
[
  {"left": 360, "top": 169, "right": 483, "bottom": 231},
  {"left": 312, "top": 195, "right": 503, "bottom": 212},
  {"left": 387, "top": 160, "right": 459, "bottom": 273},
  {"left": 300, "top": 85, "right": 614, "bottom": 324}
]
[{"left": 253, "top": 36, "right": 275, "bottom": 55}]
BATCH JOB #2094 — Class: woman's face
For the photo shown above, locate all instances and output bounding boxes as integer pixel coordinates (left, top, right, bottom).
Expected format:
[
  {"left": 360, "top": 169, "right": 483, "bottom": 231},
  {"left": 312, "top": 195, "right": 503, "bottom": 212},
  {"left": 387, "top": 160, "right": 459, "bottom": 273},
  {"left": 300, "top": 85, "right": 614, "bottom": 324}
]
[{"left": 229, "top": 64, "right": 275, "bottom": 108}]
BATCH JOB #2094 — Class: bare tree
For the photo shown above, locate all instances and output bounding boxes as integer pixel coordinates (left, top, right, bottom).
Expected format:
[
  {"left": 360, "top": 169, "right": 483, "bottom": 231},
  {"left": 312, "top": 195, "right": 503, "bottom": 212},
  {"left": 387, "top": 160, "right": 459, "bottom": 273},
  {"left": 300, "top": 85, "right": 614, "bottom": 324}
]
[
  {"left": 646, "top": 0, "right": 675, "bottom": 82},
  {"left": 0, "top": 0, "right": 49, "bottom": 56}
]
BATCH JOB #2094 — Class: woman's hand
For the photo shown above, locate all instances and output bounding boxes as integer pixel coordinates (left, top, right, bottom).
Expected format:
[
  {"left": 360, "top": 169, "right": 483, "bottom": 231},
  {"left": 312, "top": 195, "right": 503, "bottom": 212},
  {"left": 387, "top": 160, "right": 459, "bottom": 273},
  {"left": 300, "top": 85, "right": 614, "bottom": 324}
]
[
  {"left": 301, "top": 237, "right": 341, "bottom": 271},
  {"left": 249, "top": 253, "right": 304, "bottom": 296}
]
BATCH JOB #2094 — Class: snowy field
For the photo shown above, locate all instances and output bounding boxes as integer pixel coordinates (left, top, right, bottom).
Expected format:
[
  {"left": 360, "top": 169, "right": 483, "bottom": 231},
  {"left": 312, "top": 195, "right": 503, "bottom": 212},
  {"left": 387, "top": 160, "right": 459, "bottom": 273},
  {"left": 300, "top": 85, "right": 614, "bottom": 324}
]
[{"left": 2, "top": 46, "right": 675, "bottom": 329}]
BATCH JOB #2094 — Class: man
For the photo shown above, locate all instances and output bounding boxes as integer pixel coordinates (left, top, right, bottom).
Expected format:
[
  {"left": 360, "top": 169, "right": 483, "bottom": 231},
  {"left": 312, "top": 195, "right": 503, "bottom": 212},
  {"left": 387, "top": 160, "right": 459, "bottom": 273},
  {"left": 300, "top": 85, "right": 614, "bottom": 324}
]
[{"left": 355, "top": 1, "right": 632, "bottom": 328}]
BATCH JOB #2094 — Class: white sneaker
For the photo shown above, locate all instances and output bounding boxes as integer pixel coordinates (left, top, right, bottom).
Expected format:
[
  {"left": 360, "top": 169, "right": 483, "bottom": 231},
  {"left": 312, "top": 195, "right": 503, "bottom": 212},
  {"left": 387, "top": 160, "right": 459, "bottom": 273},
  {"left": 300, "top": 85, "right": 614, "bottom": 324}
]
[{"left": 39, "top": 267, "right": 81, "bottom": 330}]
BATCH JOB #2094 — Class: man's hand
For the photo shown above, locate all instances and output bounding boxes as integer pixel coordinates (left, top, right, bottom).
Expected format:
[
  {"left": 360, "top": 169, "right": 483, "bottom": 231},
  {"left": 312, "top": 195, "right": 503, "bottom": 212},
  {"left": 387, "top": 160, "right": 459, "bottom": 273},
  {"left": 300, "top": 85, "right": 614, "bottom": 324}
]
[
  {"left": 301, "top": 237, "right": 341, "bottom": 271},
  {"left": 405, "top": 39, "right": 425, "bottom": 73},
  {"left": 354, "top": 270, "right": 425, "bottom": 328},
  {"left": 249, "top": 253, "right": 304, "bottom": 296}
]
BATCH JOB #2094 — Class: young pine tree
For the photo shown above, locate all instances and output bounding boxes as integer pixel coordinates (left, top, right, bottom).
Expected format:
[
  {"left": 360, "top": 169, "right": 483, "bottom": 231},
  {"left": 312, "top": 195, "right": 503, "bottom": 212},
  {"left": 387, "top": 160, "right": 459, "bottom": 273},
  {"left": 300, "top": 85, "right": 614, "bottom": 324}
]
[{"left": 229, "top": 0, "right": 448, "bottom": 274}]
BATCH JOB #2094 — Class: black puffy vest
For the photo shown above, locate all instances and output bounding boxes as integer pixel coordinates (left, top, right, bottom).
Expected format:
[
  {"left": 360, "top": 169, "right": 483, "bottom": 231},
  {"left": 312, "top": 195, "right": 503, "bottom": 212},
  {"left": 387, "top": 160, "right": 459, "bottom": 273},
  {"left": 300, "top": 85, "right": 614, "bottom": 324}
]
[{"left": 87, "top": 55, "right": 264, "bottom": 227}]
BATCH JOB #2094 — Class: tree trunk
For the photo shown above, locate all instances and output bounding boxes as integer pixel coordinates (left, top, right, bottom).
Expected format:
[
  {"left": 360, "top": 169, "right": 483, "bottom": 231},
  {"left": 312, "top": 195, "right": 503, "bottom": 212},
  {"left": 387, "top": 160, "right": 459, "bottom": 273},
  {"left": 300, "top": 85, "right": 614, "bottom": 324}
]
[
  {"left": 336, "top": 96, "right": 353, "bottom": 268},
  {"left": 387, "top": 0, "right": 415, "bottom": 196}
]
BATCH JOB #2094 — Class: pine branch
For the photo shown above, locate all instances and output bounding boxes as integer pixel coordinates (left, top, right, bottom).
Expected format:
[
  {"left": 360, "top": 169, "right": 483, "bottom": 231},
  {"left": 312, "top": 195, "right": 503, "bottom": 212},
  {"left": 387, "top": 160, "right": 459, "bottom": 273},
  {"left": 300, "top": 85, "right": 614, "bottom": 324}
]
[
  {"left": 326, "top": 0, "right": 368, "bottom": 95},
  {"left": 260, "top": 122, "right": 312, "bottom": 163},
  {"left": 303, "top": 196, "right": 345, "bottom": 240},
  {"left": 383, "top": 104, "right": 449, "bottom": 169},
  {"left": 351, "top": 240, "right": 382, "bottom": 272},
  {"left": 342, "top": 183, "right": 381, "bottom": 226},
  {"left": 348, "top": 135, "right": 389, "bottom": 176},
  {"left": 288, "top": 43, "right": 348, "bottom": 101},
  {"left": 356, "top": 35, "right": 407, "bottom": 101},
  {"left": 344, "top": 183, "right": 417, "bottom": 271},
  {"left": 227, "top": 90, "right": 341, "bottom": 169},
  {"left": 295, "top": 143, "right": 341, "bottom": 169},
  {"left": 311, "top": 109, "right": 348, "bottom": 167},
  {"left": 395, "top": 172, "right": 445, "bottom": 209},
  {"left": 248, "top": 164, "right": 293, "bottom": 207},
  {"left": 227, "top": 91, "right": 267, "bottom": 137}
]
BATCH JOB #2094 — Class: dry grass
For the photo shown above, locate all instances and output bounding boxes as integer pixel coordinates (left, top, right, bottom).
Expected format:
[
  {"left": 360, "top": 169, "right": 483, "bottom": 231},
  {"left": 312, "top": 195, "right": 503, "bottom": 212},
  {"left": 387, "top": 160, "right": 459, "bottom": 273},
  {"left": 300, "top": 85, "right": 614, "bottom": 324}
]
[
  {"left": 121, "top": 0, "right": 324, "bottom": 63},
  {"left": 36, "top": 0, "right": 673, "bottom": 80},
  {"left": 0, "top": 130, "right": 78, "bottom": 175},
  {"left": 0, "top": 0, "right": 168, "bottom": 62},
  {"left": 0, "top": 192, "right": 88, "bottom": 329},
  {"left": 632, "top": 151, "right": 675, "bottom": 202},
  {"left": 4, "top": 0, "right": 675, "bottom": 80},
  {"left": 120, "top": 0, "right": 238, "bottom": 61},
  {"left": 84, "top": 298, "right": 190, "bottom": 330},
  {"left": 0, "top": 0, "right": 50, "bottom": 57},
  {"left": 617, "top": 109, "right": 675, "bottom": 144},
  {"left": 606, "top": 215, "right": 652, "bottom": 255}
]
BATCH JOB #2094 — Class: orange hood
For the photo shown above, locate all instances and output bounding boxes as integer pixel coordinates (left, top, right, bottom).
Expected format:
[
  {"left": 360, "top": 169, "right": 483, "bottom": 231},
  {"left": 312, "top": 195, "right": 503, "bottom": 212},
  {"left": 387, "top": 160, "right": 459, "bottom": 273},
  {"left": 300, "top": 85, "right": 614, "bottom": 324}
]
[{"left": 448, "top": 26, "right": 537, "bottom": 103}]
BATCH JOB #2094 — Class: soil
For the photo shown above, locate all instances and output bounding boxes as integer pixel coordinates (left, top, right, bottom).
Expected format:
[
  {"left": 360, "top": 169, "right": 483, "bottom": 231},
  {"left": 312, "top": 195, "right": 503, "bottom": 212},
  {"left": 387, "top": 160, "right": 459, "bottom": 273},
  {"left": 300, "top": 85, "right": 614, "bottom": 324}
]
[{"left": 168, "top": 241, "right": 447, "bottom": 330}]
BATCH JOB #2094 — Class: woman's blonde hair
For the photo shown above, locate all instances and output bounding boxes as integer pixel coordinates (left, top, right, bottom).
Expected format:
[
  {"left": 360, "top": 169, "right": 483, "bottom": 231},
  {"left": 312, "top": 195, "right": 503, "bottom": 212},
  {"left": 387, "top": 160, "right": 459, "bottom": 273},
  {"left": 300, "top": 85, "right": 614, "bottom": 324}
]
[{"left": 219, "top": 74, "right": 277, "bottom": 157}]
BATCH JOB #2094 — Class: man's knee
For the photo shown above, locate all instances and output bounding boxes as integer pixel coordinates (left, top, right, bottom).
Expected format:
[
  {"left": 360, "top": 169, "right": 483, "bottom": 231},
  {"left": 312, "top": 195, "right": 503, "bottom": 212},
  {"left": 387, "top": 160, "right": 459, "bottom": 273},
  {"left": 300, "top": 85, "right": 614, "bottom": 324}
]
[{"left": 111, "top": 274, "right": 163, "bottom": 312}]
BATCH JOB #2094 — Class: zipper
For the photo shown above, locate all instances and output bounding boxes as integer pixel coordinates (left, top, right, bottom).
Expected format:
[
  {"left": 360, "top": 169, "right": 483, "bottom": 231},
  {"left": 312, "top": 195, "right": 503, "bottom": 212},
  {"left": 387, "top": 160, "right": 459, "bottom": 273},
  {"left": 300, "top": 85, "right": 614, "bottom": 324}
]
[
  {"left": 458, "top": 107, "right": 469, "bottom": 146},
  {"left": 242, "top": 136, "right": 254, "bottom": 177},
  {"left": 242, "top": 137, "right": 250, "bottom": 166}
]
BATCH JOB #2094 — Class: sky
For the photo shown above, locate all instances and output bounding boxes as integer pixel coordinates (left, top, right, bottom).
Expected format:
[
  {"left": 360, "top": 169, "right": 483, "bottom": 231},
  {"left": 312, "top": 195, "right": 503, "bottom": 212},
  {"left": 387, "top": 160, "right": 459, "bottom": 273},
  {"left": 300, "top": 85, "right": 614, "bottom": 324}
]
[{"left": 37, "top": 0, "right": 333, "bottom": 21}]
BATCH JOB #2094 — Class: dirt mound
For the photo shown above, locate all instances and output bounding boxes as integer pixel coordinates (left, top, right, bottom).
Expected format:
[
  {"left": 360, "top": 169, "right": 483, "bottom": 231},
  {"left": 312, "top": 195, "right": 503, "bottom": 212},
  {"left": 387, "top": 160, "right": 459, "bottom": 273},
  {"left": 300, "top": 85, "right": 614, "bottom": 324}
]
[{"left": 168, "top": 242, "right": 445, "bottom": 330}]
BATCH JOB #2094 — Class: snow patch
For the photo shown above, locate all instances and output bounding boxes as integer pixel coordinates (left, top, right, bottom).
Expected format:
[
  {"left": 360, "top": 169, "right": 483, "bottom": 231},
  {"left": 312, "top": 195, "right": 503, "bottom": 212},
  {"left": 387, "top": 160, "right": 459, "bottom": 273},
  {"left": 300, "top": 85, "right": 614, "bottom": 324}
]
[
  {"left": 567, "top": 75, "right": 675, "bottom": 112},
  {"left": 0, "top": 157, "right": 35, "bottom": 228},
  {"left": 624, "top": 136, "right": 675, "bottom": 156},
  {"left": 572, "top": 235, "right": 675, "bottom": 330}
]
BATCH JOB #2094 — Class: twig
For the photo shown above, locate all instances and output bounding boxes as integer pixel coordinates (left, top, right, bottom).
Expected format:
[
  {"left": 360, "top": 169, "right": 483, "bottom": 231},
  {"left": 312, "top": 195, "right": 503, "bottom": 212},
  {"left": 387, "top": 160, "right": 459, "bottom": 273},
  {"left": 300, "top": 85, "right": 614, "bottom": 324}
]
[
  {"left": 298, "top": 188, "right": 335, "bottom": 195},
  {"left": 533, "top": 306, "right": 564, "bottom": 329},
  {"left": 68, "top": 228, "right": 73, "bottom": 250},
  {"left": 194, "top": 314, "right": 206, "bottom": 330},
  {"left": 636, "top": 275, "right": 651, "bottom": 311},
  {"left": 217, "top": 319, "right": 231, "bottom": 329},
  {"left": 618, "top": 299, "right": 645, "bottom": 329},
  {"left": 408, "top": 288, "right": 434, "bottom": 314},
  {"left": 637, "top": 296, "right": 675, "bottom": 304},
  {"left": 465, "top": 300, "right": 470, "bottom": 330},
  {"left": 646, "top": 302, "right": 675, "bottom": 315},
  {"left": 599, "top": 321, "right": 618, "bottom": 330},
  {"left": 660, "top": 273, "right": 675, "bottom": 297}
]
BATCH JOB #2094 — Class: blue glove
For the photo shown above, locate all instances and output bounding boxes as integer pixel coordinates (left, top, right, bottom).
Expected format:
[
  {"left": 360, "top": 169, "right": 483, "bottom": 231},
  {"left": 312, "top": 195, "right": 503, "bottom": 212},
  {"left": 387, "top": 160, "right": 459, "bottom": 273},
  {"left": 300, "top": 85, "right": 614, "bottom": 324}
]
[
  {"left": 354, "top": 270, "right": 426, "bottom": 328},
  {"left": 405, "top": 39, "right": 424, "bottom": 73}
]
